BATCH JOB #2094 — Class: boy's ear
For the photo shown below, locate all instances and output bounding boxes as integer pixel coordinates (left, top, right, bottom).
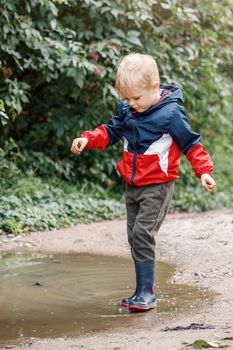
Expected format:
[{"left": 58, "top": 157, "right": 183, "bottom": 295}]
[{"left": 152, "top": 81, "right": 159, "bottom": 91}]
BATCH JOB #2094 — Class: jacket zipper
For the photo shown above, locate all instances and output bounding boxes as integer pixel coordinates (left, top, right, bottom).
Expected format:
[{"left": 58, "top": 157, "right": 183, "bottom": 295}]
[{"left": 131, "top": 119, "right": 137, "bottom": 185}]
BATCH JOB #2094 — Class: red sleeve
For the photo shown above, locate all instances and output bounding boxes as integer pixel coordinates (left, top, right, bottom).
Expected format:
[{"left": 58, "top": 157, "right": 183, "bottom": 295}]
[
  {"left": 186, "top": 143, "right": 214, "bottom": 178},
  {"left": 80, "top": 125, "right": 110, "bottom": 150}
]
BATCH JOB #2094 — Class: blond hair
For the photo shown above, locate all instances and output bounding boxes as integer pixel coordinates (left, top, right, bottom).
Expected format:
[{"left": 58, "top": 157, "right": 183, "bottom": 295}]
[{"left": 115, "top": 53, "right": 160, "bottom": 98}]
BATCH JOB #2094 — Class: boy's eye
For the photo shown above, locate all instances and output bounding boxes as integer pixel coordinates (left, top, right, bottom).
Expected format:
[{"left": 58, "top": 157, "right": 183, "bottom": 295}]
[
  {"left": 126, "top": 97, "right": 140, "bottom": 101},
  {"left": 125, "top": 96, "right": 141, "bottom": 102}
]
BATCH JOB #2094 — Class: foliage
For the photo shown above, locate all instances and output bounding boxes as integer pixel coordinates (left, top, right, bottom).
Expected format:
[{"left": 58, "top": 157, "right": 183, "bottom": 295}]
[
  {"left": 0, "top": 175, "right": 125, "bottom": 235},
  {"left": 0, "top": 99, "right": 9, "bottom": 125},
  {"left": 1, "top": 219, "right": 25, "bottom": 235},
  {"left": 0, "top": 0, "right": 233, "bottom": 220}
]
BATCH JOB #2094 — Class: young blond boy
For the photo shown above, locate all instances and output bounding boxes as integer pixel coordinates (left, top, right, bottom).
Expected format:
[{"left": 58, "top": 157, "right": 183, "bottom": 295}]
[{"left": 71, "top": 53, "right": 216, "bottom": 311}]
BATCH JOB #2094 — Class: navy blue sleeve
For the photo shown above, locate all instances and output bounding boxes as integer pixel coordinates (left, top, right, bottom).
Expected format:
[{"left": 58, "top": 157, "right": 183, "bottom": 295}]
[
  {"left": 105, "top": 102, "right": 124, "bottom": 147},
  {"left": 168, "top": 104, "right": 201, "bottom": 154}
]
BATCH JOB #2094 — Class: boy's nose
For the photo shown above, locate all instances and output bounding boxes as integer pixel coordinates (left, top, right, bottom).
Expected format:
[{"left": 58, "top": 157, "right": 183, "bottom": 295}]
[{"left": 129, "top": 99, "right": 136, "bottom": 107}]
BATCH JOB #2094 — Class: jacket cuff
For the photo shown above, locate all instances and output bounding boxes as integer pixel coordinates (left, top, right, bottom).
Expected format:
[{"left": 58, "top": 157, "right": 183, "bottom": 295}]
[{"left": 186, "top": 143, "right": 214, "bottom": 178}]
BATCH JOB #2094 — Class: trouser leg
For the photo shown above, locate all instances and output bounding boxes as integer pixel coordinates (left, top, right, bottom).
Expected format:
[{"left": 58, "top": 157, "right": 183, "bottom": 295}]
[
  {"left": 125, "top": 184, "right": 139, "bottom": 250},
  {"left": 126, "top": 181, "right": 175, "bottom": 262},
  {"left": 122, "top": 181, "right": 174, "bottom": 310}
]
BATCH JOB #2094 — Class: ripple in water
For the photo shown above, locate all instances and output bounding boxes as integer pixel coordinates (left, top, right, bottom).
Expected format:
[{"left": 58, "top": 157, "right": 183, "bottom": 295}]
[{"left": 0, "top": 252, "right": 214, "bottom": 346}]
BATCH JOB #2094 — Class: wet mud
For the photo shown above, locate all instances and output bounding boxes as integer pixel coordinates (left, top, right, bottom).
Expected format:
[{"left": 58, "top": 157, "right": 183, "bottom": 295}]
[{"left": 0, "top": 252, "right": 214, "bottom": 347}]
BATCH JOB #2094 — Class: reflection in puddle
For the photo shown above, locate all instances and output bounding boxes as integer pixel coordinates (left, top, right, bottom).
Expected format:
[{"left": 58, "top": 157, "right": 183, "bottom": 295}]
[{"left": 0, "top": 253, "right": 214, "bottom": 346}]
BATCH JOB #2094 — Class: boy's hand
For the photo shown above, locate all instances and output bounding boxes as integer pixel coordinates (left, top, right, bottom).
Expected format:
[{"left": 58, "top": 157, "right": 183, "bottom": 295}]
[
  {"left": 71, "top": 137, "right": 88, "bottom": 155},
  {"left": 201, "top": 174, "right": 216, "bottom": 192}
]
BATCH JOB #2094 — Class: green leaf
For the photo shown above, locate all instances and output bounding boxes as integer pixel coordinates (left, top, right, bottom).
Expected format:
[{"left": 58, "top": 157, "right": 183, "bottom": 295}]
[
  {"left": 108, "top": 38, "right": 122, "bottom": 47},
  {"left": 0, "top": 110, "right": 9, "bottom": 126},
  {"left": 187, "top": 339, "right": 229, "bottom": 349},
  {"left": 48, "top": 1, "right": 58, "bottom": 16},
  {"left": 127, "top": 30, "right": 140, "bottom": 37},
  {"left": 50, "top": 19, "right": 57, "bottom": 30},
  {"left": 112, "top": 28, "right": 125, "bottom": 38},
  {"left": 3, "top": 24, "right": 10, "bottom": 34},
  {"left": 126, "top": 36, "right": 142, "bottom": 46},
  {"left": 111, "top": 8, "right": 119, "bottom": 18},
  {"left": 160, "top": 2, "right": 171, "bottom": 9},
  {"left": 74, "top": 75, "right": 84, "bottom": 89}
]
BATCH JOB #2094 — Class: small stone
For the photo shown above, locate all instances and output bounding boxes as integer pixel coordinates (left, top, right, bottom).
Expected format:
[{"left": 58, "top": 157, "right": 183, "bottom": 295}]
[
  {"left": 33, "top": 282, "right": 42, "bottom": 287},
  {"left": 73, "top": 239, "right": 84, "bottom": 243},
  {"left": 6, "top": 234, "right": 15, "bottom": 238},
  {"left": 24, "top": 242, "right": 32, "bottom": 248}
]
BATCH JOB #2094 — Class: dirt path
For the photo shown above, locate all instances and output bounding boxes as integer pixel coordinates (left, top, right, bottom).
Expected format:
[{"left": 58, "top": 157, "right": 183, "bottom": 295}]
[{"left": 0, "top": 209, "right": 233, "bottom": 350}]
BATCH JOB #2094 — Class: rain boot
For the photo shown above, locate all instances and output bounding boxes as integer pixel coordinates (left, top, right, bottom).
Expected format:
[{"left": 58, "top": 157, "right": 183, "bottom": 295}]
[{"left": 121, "top": 260, "right": 156, "bottom": 311}]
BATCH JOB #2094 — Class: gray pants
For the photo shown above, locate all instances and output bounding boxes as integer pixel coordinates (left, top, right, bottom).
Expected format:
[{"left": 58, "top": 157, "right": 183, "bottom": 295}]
[{"left": 125, "top": 181, "right": 175, "bottom": 262}]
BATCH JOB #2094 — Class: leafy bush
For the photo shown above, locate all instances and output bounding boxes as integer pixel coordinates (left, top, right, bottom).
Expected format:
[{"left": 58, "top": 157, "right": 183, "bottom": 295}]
[
  {"left": 0, "top": 175, "right": 125, "bottom": 235},
  {"left": 0, "top": 0, "right": 232, "bottom": 219}
]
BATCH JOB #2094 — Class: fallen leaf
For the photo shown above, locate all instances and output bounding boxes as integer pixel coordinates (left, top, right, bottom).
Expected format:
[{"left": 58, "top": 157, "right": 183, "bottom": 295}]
[{"left": 186, "top": 339, "right": 229, "bottom": 349}]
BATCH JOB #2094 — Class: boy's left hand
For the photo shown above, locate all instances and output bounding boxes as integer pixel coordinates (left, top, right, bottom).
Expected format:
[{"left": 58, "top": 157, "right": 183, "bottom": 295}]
[{"left": 201, "top": 174, "right": 216, "bottom": 192}]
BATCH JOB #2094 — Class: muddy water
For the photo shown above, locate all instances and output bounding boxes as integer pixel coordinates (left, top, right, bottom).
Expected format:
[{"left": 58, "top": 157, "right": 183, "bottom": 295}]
[{"left": 0, "top": 253, "right": 213, "bottom": 346}]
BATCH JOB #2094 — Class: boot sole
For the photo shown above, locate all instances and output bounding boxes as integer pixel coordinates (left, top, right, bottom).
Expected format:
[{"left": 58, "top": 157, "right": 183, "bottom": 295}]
[
  {"left": 121, "top": 300, "right": 157, "bottom": 310},
  {"left": 121, "top": 302, "right": 130, "bottom": 307},
  {"left": 128, "top": 304, "right": 156, "bottom": 311}
]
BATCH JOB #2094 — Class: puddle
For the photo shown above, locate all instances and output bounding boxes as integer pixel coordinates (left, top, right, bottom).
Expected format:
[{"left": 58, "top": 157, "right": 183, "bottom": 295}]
[{"left": 0, "top": 253, "right": 214, "bottom": 346}]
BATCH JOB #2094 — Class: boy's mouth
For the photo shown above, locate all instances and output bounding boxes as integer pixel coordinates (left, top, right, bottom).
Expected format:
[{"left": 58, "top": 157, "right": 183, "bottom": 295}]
[{"left": 134, "top": 107, "right": 145, "bottom": 112}]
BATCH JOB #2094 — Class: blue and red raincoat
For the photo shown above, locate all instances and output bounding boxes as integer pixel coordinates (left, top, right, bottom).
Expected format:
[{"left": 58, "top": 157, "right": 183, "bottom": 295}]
[{"left": 80, "top": 84, "right": 213, "bottom": 186}]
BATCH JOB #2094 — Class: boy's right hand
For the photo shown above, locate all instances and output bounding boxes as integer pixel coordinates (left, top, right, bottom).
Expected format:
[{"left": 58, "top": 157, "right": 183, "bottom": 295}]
[{"left": 71, "top": 137, "right": 88, "bottom": 155}]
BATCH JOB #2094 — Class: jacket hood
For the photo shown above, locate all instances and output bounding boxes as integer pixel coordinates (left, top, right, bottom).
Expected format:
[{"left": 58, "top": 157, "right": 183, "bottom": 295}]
[
  {"left": 160, "top": 84, "right": 183, "bottom": 103},
  {"left": 125, "top": 84, "right": 183, "bottom": 116},
  {"left": 144, "top": 84, "right": 184, "bottom": 115},
  {"left": 121, "top": 84, "right": 183, "bottom": 115}
]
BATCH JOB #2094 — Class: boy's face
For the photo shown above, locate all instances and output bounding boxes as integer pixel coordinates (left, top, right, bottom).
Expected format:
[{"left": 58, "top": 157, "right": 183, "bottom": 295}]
[{"left": 123, "top": 84, "right": 159, "bottom": 113}]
